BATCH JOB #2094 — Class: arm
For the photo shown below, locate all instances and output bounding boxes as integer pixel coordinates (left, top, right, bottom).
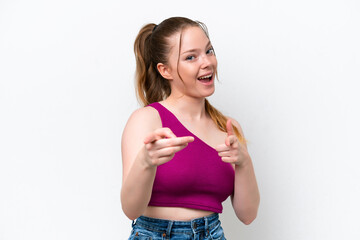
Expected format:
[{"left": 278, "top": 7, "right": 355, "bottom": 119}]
[
  {"left": 216, "top": 119, "right": 260, "bottom": 225},
  {"left": 120, "top": 107, "right": 194, "bottom": 220}
]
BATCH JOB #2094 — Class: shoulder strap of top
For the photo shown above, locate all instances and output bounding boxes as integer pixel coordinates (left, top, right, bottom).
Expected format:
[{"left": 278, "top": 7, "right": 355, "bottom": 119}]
[{"left": 147, "top": 102, "right": 185, "bottom": 135}]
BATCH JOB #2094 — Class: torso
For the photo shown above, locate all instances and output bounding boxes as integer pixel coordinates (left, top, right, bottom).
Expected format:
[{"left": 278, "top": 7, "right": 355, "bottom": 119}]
[{"left": 142, "top": 100, "right": 232, "bottom": 221}]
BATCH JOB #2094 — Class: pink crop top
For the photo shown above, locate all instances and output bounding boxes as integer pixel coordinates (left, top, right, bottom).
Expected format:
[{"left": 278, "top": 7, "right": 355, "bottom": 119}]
[{"left": 147, "top": 102, "right": 235, "bottom": 213}]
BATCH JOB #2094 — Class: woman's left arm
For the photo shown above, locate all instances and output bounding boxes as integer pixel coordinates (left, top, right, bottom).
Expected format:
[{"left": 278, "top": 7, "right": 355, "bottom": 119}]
[{"left": 216, "top": 118, "right": 260, "bottom": 225}]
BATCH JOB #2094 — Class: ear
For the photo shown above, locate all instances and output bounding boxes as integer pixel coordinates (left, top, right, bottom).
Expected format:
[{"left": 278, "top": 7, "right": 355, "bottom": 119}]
[{"left": 157, "top": 63, "right": 173, "bottom": 80}]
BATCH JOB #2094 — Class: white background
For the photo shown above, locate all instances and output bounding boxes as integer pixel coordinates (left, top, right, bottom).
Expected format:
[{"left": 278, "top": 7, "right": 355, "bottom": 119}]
[{"left": 1, "top": 0, "right": 359, "bottom": 239}]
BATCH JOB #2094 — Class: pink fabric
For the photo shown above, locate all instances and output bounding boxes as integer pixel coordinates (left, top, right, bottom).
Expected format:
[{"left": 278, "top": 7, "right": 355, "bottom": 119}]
[{"left": 147, "top": 102, "right": 235, "bottom": 213}]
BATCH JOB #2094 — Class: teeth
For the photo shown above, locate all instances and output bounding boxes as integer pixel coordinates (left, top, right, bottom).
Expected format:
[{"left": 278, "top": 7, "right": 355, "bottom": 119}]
[{"left": 198, "top": 74, "right": 212, "bottom": 80}]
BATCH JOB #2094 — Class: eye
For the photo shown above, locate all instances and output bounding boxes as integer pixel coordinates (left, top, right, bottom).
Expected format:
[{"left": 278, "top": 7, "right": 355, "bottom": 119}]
[
  {"left": 185, "top": 55, "right": 195, "bottom": 61},
  {"left": 206, "top": 47, "right": 215, "bottom": 55}
]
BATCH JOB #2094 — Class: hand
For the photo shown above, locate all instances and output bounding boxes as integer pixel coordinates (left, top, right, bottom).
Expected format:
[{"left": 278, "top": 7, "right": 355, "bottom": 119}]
[
  {"left": 143, "top": 127, "right": 194, "bottom": 167},
  {"left": 215, "top": 119, "right": 250, "bottom": 167}
]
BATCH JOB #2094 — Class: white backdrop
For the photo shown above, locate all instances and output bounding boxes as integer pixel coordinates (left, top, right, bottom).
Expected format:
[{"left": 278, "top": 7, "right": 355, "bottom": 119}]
[{"left": 1, "top": 0, "right": 359, "bottom": 239}]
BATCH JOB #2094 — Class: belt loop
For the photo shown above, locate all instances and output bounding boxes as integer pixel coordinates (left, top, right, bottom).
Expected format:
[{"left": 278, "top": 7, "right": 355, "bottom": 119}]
[
  {"left": 204, "top": 215, "right": 209, "bottom": 236},
  {"left": 165, "top": 220, "right": 173, "bottom": 239}
]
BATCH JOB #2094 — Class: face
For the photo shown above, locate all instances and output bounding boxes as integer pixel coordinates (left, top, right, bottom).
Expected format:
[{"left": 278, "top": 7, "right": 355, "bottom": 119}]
[{"left": 161, "top": 26, "right": 218, "bottom": 99}]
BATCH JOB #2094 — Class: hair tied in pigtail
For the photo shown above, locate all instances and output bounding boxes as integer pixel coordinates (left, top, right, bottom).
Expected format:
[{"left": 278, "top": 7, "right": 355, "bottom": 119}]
[{"left": 152, "top": 24, "right": 158, "bottom": 32}]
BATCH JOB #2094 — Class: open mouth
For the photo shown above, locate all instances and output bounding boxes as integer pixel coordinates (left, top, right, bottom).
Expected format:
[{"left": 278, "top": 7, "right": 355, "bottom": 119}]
[{"left": 197, "top": 74, "right": 213, "bottom": 83}]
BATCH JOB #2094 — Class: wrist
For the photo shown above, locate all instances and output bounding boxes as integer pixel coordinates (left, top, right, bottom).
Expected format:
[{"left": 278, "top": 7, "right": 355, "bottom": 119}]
[
  {"left": 235, "top": 153, "right": 251, "bottom": 168},
  {"left": 138, "top": 146, "right": 157, "bottom": 170}
]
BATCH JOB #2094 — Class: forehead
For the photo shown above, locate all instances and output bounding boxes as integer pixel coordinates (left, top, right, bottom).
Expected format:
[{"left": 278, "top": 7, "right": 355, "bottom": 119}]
[
  {"left": 180, "top": 26, "right": 209, "bottom": 50},
  {"left": 168, "top": 26, "right": 209, "bottom": 54}
]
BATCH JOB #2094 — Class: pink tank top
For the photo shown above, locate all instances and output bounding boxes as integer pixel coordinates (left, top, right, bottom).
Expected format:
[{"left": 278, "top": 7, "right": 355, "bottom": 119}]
[{"left": 147, "top": 102, "right": 235, "bottom": 213}]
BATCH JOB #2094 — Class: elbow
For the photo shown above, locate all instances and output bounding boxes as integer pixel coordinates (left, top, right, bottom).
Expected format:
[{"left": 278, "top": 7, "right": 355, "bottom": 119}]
[
  {"left": 121, "top": 201, "right": 140, "bottom": 220},
  {"left": 123, "top": 209, "right": 140, "bottom": 221},
  {"left": 234, "top": 205, "right": 259, "bottom": 225},
  {"left": 240, "top": 212, "right": 257, "bottom": 225},
  {"left": 120, "top": 190, "right": 143, "bottom": 221},
  {"left": 233, "top": 194, "right": 260, "bottom": 225}
]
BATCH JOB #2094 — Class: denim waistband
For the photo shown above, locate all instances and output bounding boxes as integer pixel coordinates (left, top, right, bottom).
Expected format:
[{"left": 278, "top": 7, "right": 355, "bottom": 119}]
[{"left": 133, "top": 213, "right": 219, "bottom": 234}]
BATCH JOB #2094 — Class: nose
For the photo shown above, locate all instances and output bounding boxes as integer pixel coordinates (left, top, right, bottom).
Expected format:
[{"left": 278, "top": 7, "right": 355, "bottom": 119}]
[{"left": 200, "top": 54, "right": 211, "bottom": 69}]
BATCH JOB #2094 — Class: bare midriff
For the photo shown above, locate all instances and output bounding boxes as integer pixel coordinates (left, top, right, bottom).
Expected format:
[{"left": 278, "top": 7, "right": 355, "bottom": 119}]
[{"left": 143, "top": 206, "right": 215, "bottom": 221}]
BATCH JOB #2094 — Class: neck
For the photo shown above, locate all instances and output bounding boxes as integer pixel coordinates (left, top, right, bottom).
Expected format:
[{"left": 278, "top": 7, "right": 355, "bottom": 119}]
[{"left": 163, "top": 95, "right": 207, "bottom": 120}]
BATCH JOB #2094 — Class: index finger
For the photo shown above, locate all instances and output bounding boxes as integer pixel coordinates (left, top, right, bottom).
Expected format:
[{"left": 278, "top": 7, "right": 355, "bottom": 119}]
[
  {"left": 226, "top": 119, "right": 234, "bottom": 136},
  {"left": 168, "top": 136, "right": 194, "bottom": 146},
  {"left": 156, "top": 136, "right": 194, "bottom": 147}
]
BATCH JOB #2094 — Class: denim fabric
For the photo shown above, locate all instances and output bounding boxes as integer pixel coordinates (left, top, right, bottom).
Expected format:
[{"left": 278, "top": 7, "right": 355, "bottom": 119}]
[{"left": 128, "top": 213, "right": 226, "bottom": 240}]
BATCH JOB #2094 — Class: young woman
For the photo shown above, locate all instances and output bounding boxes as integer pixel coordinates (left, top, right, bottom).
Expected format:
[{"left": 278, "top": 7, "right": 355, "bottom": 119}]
[{"left": 121, "top": 17, "right": 260, "bottom": 240}]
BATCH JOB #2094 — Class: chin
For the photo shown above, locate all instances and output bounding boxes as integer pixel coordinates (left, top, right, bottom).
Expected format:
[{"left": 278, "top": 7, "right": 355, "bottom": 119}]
[{"left": 202, "top": 88, "right": 215, "bottom": 98}]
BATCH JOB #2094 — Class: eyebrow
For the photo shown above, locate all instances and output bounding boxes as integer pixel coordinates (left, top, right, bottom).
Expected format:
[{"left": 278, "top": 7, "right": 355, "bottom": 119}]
[{"left": 180, "top": 41, "right": 212, "bottom": 55}]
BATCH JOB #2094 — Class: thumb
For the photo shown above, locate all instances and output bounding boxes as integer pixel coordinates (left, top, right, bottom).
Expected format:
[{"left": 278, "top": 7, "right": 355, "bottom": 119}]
[
  {"left": 143, "top": 132, "right": 161, "bottom": 144},
  {"left": 143, "top": 128, "right": 176, "bottom": 144}
]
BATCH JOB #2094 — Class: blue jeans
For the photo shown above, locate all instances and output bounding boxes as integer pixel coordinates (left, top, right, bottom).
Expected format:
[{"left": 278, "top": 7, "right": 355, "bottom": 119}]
[{"left": 128, "top": 213, "right": 226, "bottom": 240}]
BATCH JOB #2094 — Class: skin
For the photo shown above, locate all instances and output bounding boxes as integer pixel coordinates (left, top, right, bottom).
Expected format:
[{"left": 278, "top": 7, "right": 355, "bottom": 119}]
[{"left": 121, "top": 26, "right": 260, "bottom": 223}]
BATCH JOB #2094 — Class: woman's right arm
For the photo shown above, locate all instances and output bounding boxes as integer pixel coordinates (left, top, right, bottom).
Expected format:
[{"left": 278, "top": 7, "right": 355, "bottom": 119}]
[{"left": 120, "top": 107, "right": 194, "bottom": 220}]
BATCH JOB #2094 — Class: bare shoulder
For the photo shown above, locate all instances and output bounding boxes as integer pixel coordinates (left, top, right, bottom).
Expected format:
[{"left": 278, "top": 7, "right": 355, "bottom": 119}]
[
  {"left": 126, "top": 106, "right": 161, "bottom": 130},
  {"left": 122, "top": 106, "right": 161, "bottom": 153},
  {"left": 122, "top": 106, "right": 161, "bottom": 144}
]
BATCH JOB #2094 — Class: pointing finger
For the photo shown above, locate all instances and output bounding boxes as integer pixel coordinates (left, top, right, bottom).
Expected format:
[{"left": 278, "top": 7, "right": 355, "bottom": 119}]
[
  {"left": 226, "top": 119, "right": 234, "bottom": 136},
  {"left": 158, "top": 136, "right": 194, "bottom": 147},
  {"left": 177, "top": 136, "right": 195, "bottom": 145}
]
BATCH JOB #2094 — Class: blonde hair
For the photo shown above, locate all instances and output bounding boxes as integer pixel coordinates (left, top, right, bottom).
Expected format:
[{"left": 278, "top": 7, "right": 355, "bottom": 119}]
[{"left": 134, "top": 17, "right": 245, "bottom": 143}]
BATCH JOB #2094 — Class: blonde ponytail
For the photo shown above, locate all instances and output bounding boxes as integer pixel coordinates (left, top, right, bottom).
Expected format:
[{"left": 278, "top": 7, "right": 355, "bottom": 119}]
[{"left": 205, "top": 99, "right": 246, "bottom": 143}]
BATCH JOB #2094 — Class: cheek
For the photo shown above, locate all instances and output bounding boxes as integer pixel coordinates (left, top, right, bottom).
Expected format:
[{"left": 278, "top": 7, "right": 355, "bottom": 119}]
[
  {"left": 212, "top": 57, "right": 218, "bottom": 68},
  {"left": 178, "top": 65, "right": 199, "bottom": 79}
]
